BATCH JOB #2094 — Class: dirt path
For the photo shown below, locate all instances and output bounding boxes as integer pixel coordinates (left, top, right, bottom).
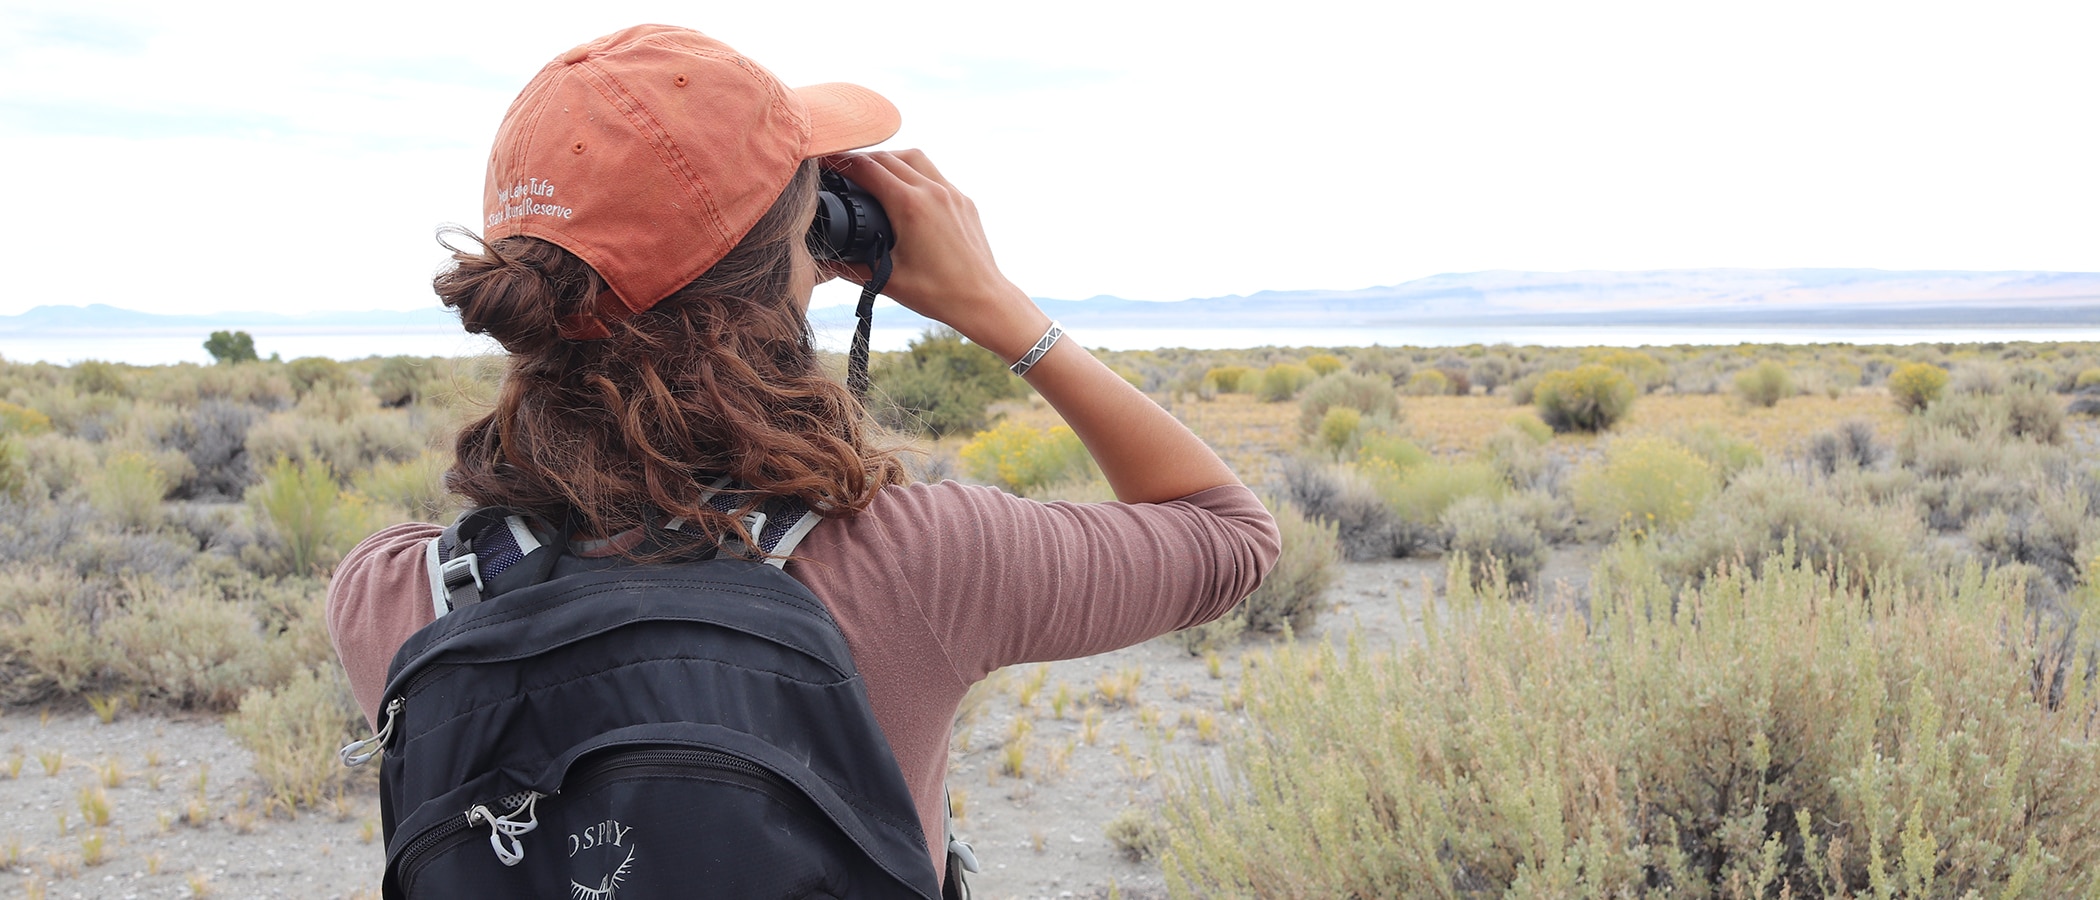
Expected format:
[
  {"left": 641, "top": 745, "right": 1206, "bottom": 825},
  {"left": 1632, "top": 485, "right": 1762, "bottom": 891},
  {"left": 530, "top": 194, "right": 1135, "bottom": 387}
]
[{"left": 0, "top": 552, "right": 1598, "bottom": 900}]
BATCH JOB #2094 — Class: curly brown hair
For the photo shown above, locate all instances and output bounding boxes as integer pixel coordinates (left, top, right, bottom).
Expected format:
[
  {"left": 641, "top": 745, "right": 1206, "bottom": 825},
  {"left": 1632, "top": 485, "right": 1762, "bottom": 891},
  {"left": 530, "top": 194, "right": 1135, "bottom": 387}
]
[{"left": 434, "top": 159, "right": 906, "bottom": 556}]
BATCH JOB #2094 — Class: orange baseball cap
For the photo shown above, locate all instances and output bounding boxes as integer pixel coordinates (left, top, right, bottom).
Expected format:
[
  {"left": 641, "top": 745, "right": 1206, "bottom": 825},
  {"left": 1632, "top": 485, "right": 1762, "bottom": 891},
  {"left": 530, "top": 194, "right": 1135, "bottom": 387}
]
[{"left": 482, "top": 25, "right": 900, "bottom": 339}]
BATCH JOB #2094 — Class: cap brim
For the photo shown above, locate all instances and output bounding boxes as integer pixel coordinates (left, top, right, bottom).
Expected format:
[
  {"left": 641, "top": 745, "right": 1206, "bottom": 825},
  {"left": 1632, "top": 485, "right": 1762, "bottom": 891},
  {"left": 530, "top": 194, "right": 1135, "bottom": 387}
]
[{"left": 797, "top": 82, "right": 901, "bottom": 158}]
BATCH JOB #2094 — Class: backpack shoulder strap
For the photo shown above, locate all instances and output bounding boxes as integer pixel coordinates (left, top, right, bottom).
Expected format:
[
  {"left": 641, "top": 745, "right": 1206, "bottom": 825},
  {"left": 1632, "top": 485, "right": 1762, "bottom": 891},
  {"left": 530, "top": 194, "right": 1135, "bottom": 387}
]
[{"left": 425, "top": 508, "right": 559, "bottom": 616}]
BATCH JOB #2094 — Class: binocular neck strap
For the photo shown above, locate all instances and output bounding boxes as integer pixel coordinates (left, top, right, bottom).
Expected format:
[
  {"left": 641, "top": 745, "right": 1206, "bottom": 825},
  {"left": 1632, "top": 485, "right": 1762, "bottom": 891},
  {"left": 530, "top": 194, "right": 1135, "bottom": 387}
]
[{"left": 846, "top": 244, "right": 893, "bottom": 401}]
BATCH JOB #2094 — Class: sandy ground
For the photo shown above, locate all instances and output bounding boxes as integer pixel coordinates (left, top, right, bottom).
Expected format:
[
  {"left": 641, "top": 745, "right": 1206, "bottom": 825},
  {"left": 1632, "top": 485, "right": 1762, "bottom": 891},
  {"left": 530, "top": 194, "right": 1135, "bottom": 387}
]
[{"left": 0, "top": 551, "right": 1599, "bottom": 900}]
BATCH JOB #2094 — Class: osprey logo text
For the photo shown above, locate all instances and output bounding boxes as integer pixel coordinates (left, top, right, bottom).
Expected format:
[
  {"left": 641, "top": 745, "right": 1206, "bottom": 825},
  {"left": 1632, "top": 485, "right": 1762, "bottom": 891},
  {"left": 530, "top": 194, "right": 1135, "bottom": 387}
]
[{"left": 568, "top": 819, "right": 637, "bottom": 900}]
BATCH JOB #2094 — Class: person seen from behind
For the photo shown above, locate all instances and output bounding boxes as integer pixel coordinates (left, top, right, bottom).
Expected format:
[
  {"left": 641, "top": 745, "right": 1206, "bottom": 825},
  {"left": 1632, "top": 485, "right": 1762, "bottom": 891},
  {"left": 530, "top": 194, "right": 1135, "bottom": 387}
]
[{"left": 326, "top": 23, "right": 1279, "bottom": 895}]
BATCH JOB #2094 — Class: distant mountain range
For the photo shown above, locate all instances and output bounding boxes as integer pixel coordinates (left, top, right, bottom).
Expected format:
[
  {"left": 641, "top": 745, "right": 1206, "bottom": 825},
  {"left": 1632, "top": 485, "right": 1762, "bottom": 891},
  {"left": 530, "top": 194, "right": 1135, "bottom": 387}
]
[{"left": 8, "top": 269, "right": 2099, "bottom": 335}]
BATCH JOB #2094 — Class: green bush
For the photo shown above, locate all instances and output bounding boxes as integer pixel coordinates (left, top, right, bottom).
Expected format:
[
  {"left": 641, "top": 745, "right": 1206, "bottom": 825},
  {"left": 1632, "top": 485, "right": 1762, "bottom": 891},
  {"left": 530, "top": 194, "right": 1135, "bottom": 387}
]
[
  {"left": 1592, "top": 348, "right": 1668, "bottom": 393},
  {"left": 1168, "top": 497, "right": 1339, "bottom": 653},
  {"left": 1888, "top": 361, "right": 1950, "bottom": 413},
  {"left": 1732, "top": 360, "right": 1794, "bottom": 407},
  {"left": 1160, "top": 548, "right": 2100, "bottom": 897},
  {"left": 1297, "top": 372, "right": 1399, "bottom": 434},
  {"left": 1916, "top": 388, "right": 2065, "bottom": 446},
  {"left": 353, "top": 450, "right": 455, "bottom": 523},
  {"left": 1361, "top": 456, "right": 1504, "bottom": 532},
  {"left": 1315, "top": 406, "right": 1362, "bottom": 457},
  {"left": 72, "top": 360, "right": 129, "bottom": 397},
  {"left": 285, "top": 356, "right": 353, "bottom": 400},
  {"left": 203, "top": 330, "right": 258, "bottom": 365},
  {"left": 1572, "top": 437, "right": 1717, "bottom": 538},
  {"left": 228, "top": 665, "right": 368, "bottom": 810},
  {"left": 370, "top": 356, "right": 437, "bottom": 408},
  {"left": 1203, "top": 365, "right": 1255, "bottom": 394},
  {"left": 957, "top": 420, "right": 1095, "bottom": 495},
  {"left": 1531, "top": 365, "right": 1636, "bottom": 433},
  {"left": 1402, "top": 369, "right": 1450, "bottom": 397},
  {"left": 245, "top": 456, "right": 378, "bottom": 576},
  {"left": 1673, "top": 423, "right": 1763, "bottom": 483},
  {"left": 1255, "top": 363, "right": 1316, "bottom": 402},
  {"left": 88, "top": 452, "right": 170, "bottom": 531},
  {"left": 1303, "top": 353, "right": 1343, "bottom": 376},
  {"left": 867, "top": 327, "right": 1025, "bottom": 438},
  {"left": 2075, "top": 368, "right": 2100, "bottom": 391},
  {"left": 0, "top": 400, "right": 52, "bottom": 436}
]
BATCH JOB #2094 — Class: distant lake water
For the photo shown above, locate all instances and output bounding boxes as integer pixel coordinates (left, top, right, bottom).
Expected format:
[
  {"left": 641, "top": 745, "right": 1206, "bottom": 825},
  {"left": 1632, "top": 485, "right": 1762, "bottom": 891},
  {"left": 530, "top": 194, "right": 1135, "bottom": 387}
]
[{"left": 7, "top": 323, "right": 2100, "bottom": 366}]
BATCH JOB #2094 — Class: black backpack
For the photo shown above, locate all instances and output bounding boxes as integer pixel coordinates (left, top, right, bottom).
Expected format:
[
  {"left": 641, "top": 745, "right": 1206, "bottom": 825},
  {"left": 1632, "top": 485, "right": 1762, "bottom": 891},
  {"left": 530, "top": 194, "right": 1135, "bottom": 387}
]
[{"left": 339, "top": 493, "right": 975, "bottom": 899}]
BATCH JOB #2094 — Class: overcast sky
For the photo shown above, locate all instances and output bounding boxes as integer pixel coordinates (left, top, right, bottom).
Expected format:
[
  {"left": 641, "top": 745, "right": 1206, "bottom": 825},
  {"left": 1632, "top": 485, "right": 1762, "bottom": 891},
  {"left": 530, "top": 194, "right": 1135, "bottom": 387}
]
[{"left": 2, "top": 0, "right": 2095, "bottom": 317}]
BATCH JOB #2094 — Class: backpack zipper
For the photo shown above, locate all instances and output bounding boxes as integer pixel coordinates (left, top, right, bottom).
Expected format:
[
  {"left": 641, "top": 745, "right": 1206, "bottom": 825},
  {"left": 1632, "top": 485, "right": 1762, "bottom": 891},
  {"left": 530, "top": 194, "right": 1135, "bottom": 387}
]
[{"left": 339, "top": 697, "right": 403, "bottom": 768}]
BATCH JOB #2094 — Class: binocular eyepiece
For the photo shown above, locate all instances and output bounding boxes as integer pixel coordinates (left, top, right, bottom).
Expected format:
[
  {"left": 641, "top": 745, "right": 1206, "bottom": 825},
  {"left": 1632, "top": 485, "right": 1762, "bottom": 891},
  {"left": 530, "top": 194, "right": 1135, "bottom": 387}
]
[{"left": 808, "top": 171, "right": 893, "bottom": 264}]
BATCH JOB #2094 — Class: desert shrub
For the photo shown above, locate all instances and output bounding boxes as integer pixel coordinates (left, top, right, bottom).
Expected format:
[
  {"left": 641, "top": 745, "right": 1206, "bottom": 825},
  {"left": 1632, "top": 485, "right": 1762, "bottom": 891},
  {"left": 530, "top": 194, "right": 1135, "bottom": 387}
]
[
  {"left": 1402, "top": 369, "right": 1450, "bottom": 397},
  {"left": 1659, "top": 465, "right": 1927, "bottom": 590},
  {"left": 1303, "top": 353, "right": 1343, "bottom": 376},
  {"left": 1531, "top": 365, "right": 1635, "bottom": 433},
  {"left": 1160, "top": 549, "right": 2100, "bottom": 898},
  {"left": 1506, "top": 373, "right": 1539, "bottom": 405},
  {"left": 1965, "top": 487, "right": 2092, "bottom": 596},
  {"left": 1354, "top": 431, "right": 1430, "bottom": 472},
  {"left": 2076, "top": 368, "right": 2100, "bottom": 390},
  {"left": 1480, "top": 423, "right": 1546, "bottom": 487},
  {"left": 163, "top": 399, "right": 259, "bottom": 500},
  {"left": 2073, "top": 387, "right": 2100, "bottom": 417},
  {"left": 1468, "top": 355, "right": 1512, "bottom": 393},
  {"left": 0, "top": 400, "right": 52, "bottom": 435},
  {"left": 0, "top": 568, "right": 328, "bottom": 709},
  {"left": 1732, "top": 360, "right": 1794, "bottom": 407},
  {"left": 1255, "top": 363, "right": 1316, "bottom": 402},
  {"left": 1296, "top": 372, "right": 1398, "bottom": 434},
  {"left": 228, "top": 665, "right": 369, "bottom": 810},
  {"left": 1169, "top": 497, "right": 1339, "bottom": 653},
  {"left": 87, "top": 452, "right": 170, "bottom": 531},
  {"left": 1105, "top": 806, "right": 1166, "bottom": 863},
  {"left": 1917, "top": 388, "right": 2064, "bottom": 445},
  {"left": 21, "top": 433, "right": 96, "bottom": 501},
  {"left": 1441, "top": 496, "right": 1548, "bottom": 590},
  {"left": 353, "top": 451, "right": 455, "bottom": 523},
  {"left": 1279, "top": 457, "right": 1412, "bottom": 561},
  {"left": 958, "top": 420, "right": 1095, "bottom": 495},
  {"left": 285, "top": 356, "right": 353, "bottom": 399},
  {"left": 1671, "top": 423, "right": 1762, "bottom": 484},
  {"left": 1950, "top": 363, "right": 2009, "bottom": 396},
  {"left": 1502, "top": 487, "right": 1577, "bottom": 544},
  {"left": 245, "top": 407, "right": 421, "bottom": 478},
  {"left": 1805, "top": 419, "right": 1883, "bottom": 475},
  {"left": 244, "top": 457, "right": 380, "bottom": 577},
  {"left": 1361, "top": 457, "right": 1504, "bottom": 540},
  {"left": 1593, "top": 348, "right": 1668, "bottom": 392},
  {"left": 0, "top": 434, "right": 27, "bottom": 503},
  {"left": 1572, "top": 437, "right": 1717, "bottom": 538},
  {"left": 867, "top": 328, "right": 1023, "bottom": 438},
  {"left": 1203, "top": 365, "right": 1255, "bottom": 394},
  {"left": 370, "top": 356, "right": 438, "bottom": 408},
  {"left": 1888, "top": 361, "right": 1949, "bottom": 412},
  {"left": 1315, "top": 406, "right": 1362, "bottom": 457},
  {"left": 72, "top": 360, "right": 129, "bottom": 397}
]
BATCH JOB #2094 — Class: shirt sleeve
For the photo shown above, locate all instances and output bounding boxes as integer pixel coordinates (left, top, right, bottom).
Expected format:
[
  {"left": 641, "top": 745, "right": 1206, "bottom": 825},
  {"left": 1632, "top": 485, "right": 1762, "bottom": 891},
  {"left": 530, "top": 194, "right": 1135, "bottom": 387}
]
[
  {"left": 326, "top": 522, "right": 443, "bottom": 727},
  {"left": 797, "top": 481, "right": 1281, "bottom": 685}
]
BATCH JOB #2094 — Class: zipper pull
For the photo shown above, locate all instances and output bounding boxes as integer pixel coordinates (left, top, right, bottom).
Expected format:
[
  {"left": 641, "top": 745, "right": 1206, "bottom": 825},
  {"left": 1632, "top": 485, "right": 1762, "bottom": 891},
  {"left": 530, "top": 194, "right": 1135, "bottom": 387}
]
[
  {"left": 466, "top": 791, "right": 544, "bottom": 866},
  {"left": 338, "top": 697, "right": 402, "bottom": 768}
]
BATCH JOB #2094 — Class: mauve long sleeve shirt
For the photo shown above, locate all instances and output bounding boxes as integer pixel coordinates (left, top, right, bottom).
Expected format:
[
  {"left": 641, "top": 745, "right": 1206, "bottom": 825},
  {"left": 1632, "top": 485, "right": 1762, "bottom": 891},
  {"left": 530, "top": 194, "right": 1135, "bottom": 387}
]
[{"left": 326, "top": 480, "right": 1280, "bottom": 877}]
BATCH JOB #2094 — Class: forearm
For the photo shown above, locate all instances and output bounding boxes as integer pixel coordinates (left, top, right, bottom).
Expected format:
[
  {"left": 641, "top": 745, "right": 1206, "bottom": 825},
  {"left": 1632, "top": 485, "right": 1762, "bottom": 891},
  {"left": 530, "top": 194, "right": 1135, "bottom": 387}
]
[{"left": 965, "top": 295, "right": 1238, "bottom": 504}]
